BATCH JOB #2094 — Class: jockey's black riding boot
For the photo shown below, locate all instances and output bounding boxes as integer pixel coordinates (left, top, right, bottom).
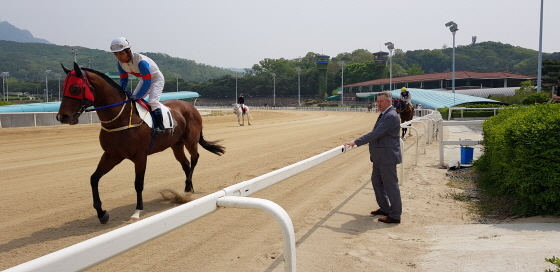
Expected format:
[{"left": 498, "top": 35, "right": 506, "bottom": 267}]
[{"left": 152, "top": 108, "right": 165, "bottom": 134}]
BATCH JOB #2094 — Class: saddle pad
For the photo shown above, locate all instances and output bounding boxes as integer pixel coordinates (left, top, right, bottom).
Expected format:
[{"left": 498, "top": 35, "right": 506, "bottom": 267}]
[{"left": 136, "top": 103, "right": 175, "bottom": 129}]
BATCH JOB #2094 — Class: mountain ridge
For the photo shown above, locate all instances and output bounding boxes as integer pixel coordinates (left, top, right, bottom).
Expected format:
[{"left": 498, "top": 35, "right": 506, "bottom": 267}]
[{"left": 0, "top": 21, "right": 51, "bottom": 44}]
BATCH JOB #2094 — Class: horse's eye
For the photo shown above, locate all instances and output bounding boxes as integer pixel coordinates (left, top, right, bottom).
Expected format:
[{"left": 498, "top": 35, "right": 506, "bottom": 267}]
[{"left": 70, "top": 85, "right": 81, "bottom": 96}]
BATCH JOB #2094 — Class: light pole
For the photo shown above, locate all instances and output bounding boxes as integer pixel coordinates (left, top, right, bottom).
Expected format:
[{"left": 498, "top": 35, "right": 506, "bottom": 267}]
[
  {"left": 271, "top": 73, "right": 276, "bottom": 106},
  {"left": 57, "top": 74, "right": 61, "bottom": 101},
  {"left": 337, "top": 61, "right": 345, "bottom": 106},
  {"left": 45, "top": 70, "right": 51, "bottom": 102},
  {"left": 1, "top": 72, "right": 9, "bottom": 101},
  {"left": 537, "top": 0, "right": 543, "bottom": 92},
  {"left": 445, "top": 21, "right": 458, "bottom": 105},
  {"left": 295, "top": 67, "right": 301, "bottom": 106},
  {"left": 72, "top": 48, "right": 79, "bottom": 63},
  {"left": 384, "top": 42, "right": 394, "bottom": 91},
  {"left": 235, "top": 73, "right": 238, "bottom": 103}
]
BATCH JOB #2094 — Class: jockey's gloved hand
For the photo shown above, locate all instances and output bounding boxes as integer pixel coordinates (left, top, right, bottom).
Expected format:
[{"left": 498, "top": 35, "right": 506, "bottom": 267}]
[{"left": 129, "top": 94, "right": 138, "bottom": 100}]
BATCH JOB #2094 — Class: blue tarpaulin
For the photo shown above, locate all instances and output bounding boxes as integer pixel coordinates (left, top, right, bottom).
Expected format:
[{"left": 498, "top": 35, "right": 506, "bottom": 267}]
[{"left": 0, "top": 91, "right": 199, "bottom": 113}]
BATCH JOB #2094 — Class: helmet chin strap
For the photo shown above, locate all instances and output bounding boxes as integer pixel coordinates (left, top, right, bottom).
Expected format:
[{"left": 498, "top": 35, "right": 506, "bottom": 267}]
[{"left": 125, "top": 49, "right": 133, "bottom": 63}]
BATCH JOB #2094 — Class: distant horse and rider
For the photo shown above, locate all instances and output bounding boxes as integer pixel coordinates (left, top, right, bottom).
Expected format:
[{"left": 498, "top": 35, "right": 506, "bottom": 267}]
[
  {"left": 392, "top": 98, "right": 414, "bottom": 139},
  {"left": 56, "top": 62, "right": 225, "bottom": 224},
  {"left": 233, "top": 103, "right": 252, "bottom": 126}
]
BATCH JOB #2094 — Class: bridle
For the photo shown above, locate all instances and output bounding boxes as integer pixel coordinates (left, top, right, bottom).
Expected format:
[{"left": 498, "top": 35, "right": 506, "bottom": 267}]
[
  {"left": 62, "top": 68, "right": 96, "bottom": 115},
  {"left": 61, "top": 64, "right": 135, "bottom": 127}
]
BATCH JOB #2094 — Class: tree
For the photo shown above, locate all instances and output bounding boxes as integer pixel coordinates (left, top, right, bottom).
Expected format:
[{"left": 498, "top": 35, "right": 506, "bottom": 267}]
[{"left": 406, "top": 64, "right": 424, "bottom": 75}]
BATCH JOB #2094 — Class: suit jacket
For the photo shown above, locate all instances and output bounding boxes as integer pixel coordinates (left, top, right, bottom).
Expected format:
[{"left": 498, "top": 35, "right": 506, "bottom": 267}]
[{"left": 354, "top": 106, "right": 402, "bottom": 165}]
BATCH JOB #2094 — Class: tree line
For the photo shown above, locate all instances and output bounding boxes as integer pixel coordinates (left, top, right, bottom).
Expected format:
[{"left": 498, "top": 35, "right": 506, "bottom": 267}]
[{"left": 1, "top": 40, "right": 560, "bottom": 102}]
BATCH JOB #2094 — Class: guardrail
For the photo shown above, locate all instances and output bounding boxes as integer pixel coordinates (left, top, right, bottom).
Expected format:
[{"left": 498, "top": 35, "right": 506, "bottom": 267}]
[
  {"left": 4, "top": 145, "right": 353, "bottom": 272},
  {"left": 447, "top": 107, "right": 503, "bottom": 120}
]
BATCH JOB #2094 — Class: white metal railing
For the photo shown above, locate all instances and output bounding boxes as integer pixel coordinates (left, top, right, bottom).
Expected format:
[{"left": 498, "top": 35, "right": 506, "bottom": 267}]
[
  {"left": 447, "top": 107, "right": 503, "bottom": 120},
  {"left": 4, "top": 145, "right": 351, "bottom": 272},
  {"left": 399, "top": 110, "right": 442, "bottom": 181}
]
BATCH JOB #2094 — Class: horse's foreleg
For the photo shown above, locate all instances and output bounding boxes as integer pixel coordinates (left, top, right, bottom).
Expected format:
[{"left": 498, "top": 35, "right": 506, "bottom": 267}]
[
  {"left": 246, "top": 113, "right": 251, "bottom": 125},
  {"left": 91, "top": 152, "right": 124, "bottom": 224},
  {"left": 130, "top": 156, "right": 148, "bottom": 222}
]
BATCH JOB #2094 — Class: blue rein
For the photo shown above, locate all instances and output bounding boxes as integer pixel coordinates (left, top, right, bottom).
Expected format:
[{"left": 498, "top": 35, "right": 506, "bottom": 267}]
[{"left": 85, "top": 98, "right": 134, "bottom": 112}]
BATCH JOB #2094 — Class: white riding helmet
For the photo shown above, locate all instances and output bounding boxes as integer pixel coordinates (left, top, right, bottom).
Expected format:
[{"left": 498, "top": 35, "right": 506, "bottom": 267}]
[{"left": 110, "top": 37, "right": 131, "bottom": 52}]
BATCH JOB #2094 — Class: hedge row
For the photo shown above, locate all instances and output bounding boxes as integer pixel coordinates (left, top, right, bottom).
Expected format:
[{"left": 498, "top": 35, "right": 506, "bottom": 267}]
[{"left": 474, "top": 104, "right": 560, "bottom": 216}]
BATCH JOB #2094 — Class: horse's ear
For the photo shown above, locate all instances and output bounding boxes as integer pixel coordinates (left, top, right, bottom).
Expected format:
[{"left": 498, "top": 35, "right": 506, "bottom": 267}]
[
  {"left": 73, "top": 62, "right": 83, "bottom": 77},
  {"left": 61, "top": 63, "right": 70, "bottom": 75}
]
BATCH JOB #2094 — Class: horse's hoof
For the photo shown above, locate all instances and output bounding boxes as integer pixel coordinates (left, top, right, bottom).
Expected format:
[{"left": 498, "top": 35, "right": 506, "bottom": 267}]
[{"left": 99, "top": 211, "right": 109, "bottom": 224}]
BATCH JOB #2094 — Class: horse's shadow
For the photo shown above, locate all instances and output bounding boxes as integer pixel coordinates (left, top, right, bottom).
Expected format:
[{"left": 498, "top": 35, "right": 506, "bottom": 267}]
[{"left": 0, "top": 198, "right": 176, "bottom": 254}]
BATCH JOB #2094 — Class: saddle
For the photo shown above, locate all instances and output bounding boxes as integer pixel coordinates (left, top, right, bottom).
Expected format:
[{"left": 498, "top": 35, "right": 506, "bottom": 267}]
[{"left": 135, "top": 99, "right": 175, "bottom": 130}]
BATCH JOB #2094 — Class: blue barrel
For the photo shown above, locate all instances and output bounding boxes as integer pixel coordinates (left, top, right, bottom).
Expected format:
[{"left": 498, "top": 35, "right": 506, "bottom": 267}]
[{"left": 460, "top": 146, "right": 474, "bottom": 164}]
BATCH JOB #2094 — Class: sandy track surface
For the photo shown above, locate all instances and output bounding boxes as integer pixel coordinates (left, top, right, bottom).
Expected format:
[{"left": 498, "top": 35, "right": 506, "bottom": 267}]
[{"left": 1, "top": 109, "right": 559, "bottom": 272}]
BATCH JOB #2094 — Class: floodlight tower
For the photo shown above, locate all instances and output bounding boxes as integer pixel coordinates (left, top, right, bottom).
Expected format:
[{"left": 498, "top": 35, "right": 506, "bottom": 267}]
[
  {"left": 72, "top": 48, "right": 79, "bottom": 63},
  {"left": 445, "top": 21, "right": 458, "bottom": 105},
  {"left": 45, "top": 70, "right": 51, "bottom": 102},
  {"left": 384, "top": 42, "right": 394, "bottom": 91},
  {"left": 295, "top": 67, "right": 301, "bottom": 106},
  {"left": 1, "top": 72, "right": 9, "bottom": 101},
  {"left": 337, "top": 61, "right": 345, "bottom": 106},
  {"left": 271, "top": 73, "right": 276, "bottom": 106}
]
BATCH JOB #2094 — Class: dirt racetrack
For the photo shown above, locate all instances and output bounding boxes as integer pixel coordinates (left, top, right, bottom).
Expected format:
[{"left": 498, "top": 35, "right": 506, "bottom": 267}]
[{"left": 1, "top": 109, "right": 559, "bottom": 272}]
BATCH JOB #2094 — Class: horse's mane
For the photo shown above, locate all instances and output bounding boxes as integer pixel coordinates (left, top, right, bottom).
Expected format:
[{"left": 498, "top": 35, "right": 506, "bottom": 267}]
[{"left": 82, "top": 68, "right": 126, "bottom": 94}]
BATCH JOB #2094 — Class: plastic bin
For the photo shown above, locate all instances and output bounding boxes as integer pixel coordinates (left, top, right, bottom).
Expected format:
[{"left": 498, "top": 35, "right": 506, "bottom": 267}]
[{"left": 460, "top": 146, "right": 474, "bottom": 164}]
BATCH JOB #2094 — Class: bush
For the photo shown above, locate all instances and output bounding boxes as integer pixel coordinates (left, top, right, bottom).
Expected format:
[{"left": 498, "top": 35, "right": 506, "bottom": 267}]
[
  {"left": 545, "top": 256, "right": 560, "bottom": 272},
  {"left": 474, "top": 104, "right": 560, "bottom": 216},
  {"left": 521, "top": 92, "right": 550, "bottom": 104}
]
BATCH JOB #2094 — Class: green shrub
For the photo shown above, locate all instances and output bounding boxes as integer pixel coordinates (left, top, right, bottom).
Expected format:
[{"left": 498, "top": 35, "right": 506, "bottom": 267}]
[
  {"left": 545, "top": 256, "right": 560, "bottom": 272},
  {"left": 521, "top": 92, "right": 550, "bottom": 104},
  {"left": 473, "top": 103, "right": 560, "bottom": 216}
]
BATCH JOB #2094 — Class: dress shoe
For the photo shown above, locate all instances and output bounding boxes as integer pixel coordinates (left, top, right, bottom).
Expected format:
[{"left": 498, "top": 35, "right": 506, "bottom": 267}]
[
  {"left": 378, "top": 216, "right": 401, "bottom": 224},
  {"left": 370, "top": 209, "right": 389, "bottom": 216}
]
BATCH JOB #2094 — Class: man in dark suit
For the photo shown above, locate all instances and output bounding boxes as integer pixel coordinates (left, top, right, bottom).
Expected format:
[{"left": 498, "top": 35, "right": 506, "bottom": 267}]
[{"left": 344, "top": 91, "right": 403, "bottom": 223}]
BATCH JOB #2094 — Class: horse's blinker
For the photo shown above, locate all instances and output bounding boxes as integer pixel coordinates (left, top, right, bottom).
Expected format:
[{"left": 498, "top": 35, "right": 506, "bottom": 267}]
[{"left": 62, "top": 69, "right": 95, "bottom": 102}]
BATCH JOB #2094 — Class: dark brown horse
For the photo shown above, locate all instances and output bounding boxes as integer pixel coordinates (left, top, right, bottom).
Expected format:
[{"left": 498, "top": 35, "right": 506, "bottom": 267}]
[
  {"left": 392, "top": 98, "right": 414, "bottom": 139},
  {"left": 57, "top": 63, "right": 225, "bottom": 224}
]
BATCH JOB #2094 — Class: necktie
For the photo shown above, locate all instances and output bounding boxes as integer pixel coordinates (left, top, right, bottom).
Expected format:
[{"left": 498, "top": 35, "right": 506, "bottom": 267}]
[{"left": 374, "top": 113, "right": 383, "bottom": 127}]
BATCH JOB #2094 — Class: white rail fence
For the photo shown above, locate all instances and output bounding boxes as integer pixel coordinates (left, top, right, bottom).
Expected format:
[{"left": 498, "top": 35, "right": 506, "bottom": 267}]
[{"left": 4, "top": 110, "right": 442, "bottom": 272}]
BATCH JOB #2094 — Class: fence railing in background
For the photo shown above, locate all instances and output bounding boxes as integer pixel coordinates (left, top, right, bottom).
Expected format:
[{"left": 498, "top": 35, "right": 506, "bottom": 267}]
[{"left": 447, "top": 107, "right": 503, "bottom": 120}]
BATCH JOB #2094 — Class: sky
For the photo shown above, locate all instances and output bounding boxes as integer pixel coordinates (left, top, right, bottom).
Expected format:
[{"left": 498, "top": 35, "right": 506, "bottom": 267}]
[{"left": 1, "top": 0, "right": 559, "bottom": 69}]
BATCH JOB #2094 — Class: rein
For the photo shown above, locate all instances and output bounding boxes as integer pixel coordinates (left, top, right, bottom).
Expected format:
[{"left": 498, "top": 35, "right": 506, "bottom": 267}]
[
  {"left": 85, "top": 98, "right": 133, "bottom": 112},
  {"left": 101, "top": 100, "right": 145, "bottom": 132}
]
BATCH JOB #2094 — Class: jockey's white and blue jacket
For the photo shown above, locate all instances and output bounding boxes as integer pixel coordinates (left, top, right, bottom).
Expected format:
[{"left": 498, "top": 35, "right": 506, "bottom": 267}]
[{"left": 117, "top": 52, "right": 164, "bottom": 110}]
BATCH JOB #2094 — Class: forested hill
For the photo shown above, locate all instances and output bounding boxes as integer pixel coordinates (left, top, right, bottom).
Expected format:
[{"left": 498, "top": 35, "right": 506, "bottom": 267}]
[{"left": 0, "top": 40, "right": 236, "bottom": 82}]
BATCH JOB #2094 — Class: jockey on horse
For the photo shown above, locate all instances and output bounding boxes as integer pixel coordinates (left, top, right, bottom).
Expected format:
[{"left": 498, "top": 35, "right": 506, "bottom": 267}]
[
  {"left": 237, "top": 94, "right": 246, "bottom": 113},
  {"left": 400, "top": 87, "right": 412, "bottom": 108},
  {"left": 111, "top": 37, "right": 165, "bottom": 134}
]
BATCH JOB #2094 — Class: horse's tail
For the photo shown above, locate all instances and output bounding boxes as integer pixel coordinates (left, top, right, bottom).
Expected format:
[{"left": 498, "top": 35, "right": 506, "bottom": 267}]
[{"left": 199, "top": 132, "right": 225, "bottom": 156}]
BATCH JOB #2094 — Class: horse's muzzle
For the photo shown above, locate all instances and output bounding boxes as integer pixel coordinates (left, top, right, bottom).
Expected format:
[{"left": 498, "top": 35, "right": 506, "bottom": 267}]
[{"left": 56, "top": 113, "right": 81, "bottom": 125}]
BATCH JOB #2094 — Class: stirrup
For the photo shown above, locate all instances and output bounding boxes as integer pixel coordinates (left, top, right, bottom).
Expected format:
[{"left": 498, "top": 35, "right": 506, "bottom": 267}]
[{"left": 152, "top": 126, "right": 165, "bottom": 134}]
